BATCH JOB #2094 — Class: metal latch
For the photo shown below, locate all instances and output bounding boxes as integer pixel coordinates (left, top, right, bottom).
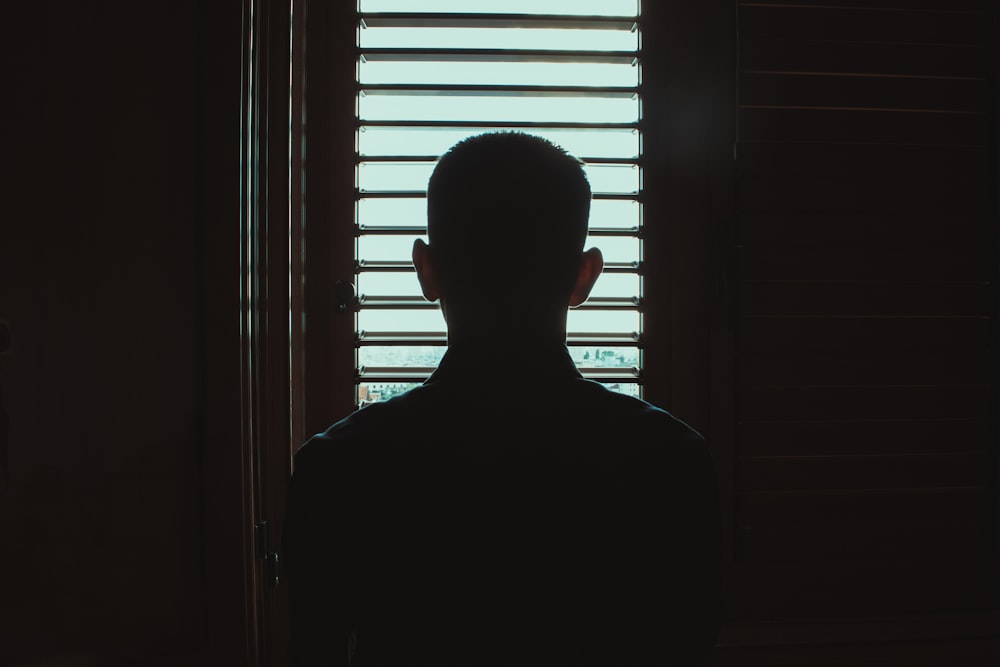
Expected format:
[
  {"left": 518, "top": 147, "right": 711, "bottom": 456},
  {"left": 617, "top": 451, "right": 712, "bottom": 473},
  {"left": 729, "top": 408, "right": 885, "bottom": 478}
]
[{"left": 255, "top": 520, "right": 279, "bottom": 589}]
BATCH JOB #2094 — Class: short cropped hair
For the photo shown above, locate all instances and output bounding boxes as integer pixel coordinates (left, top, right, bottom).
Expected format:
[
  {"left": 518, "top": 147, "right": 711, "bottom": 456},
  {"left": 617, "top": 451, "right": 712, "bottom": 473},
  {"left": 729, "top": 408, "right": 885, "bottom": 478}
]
[{"left": 426, "top": 132, "right": 592, "bottom": 307}]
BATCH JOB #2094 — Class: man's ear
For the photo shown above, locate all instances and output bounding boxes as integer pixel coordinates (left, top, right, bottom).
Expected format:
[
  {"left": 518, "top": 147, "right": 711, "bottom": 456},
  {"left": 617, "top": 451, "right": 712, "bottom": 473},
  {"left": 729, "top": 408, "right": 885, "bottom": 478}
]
[
  {"left": 569, "top": 247, "right": 604, "bottom": 307},
  {"left": 412, "top": 238, "right": 441, "bottom": 302}
]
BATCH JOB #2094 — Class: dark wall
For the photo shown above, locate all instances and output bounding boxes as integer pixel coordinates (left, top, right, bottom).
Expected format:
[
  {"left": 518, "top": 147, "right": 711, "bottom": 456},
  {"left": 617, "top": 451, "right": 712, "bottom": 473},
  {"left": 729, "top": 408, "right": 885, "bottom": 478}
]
[{"left": 1, "top": 2, "right": 244, "bottom": 664}]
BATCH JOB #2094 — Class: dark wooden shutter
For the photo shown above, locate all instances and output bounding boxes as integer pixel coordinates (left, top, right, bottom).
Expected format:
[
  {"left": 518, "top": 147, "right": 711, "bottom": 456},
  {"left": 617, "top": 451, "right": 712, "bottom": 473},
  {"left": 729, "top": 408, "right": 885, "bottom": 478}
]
[{"left": 730, "top": 0, "right": 997, "bottom": 627}]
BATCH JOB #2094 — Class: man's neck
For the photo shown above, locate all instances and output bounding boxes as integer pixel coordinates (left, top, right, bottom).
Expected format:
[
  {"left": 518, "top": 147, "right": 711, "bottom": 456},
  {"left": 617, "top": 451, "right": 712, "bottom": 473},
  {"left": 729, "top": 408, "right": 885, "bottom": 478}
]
[
  {"left": 430, "top": 334, "right": 579, "bottom": 385},
  {"left": 446, "top": 329, "right": 568, "bottom": 350},
  {"left": 441, "top": 304, "right": 570, "bottom": 349}
]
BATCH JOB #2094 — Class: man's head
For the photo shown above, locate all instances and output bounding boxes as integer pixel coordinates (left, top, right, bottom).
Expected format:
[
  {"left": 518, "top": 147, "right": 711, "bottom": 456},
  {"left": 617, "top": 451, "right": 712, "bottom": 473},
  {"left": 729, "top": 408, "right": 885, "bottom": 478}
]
[{"left": 413, "top": 132, "right": 603, "bottom": 339}]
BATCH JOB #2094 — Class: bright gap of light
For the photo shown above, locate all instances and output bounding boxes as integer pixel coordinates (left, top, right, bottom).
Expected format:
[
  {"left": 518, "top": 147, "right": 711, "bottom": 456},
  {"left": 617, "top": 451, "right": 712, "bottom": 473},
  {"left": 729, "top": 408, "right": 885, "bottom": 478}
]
[{"left": 362, "top": 0, "right": 638, "bottom": 18}]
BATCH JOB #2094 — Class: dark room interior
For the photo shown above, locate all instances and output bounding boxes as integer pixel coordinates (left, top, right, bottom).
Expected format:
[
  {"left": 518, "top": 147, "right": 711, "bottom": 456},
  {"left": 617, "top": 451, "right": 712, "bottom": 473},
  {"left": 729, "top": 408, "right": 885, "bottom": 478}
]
[{"left": 1, "top": 1, "right": 998, "bottom": 665}]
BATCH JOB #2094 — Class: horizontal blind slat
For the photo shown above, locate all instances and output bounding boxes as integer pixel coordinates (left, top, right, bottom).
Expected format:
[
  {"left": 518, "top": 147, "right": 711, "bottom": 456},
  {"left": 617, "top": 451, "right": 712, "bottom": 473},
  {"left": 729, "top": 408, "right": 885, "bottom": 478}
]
[
  {"left": 361, "top": 13, "right": 638, "bottom": 30},
  {"left": 359, "top": 120, "right": 638, "bottom": 129},
  {"left": 740, "top": 351, "right": 993, "bottom": 386},
  {"left": 360, "top": 84, "right": 639, "bottom": 98},
  {"left": 357, "top": 225, "right": 642, "bottom": 237},
  {"left": 356, "top": 296, "right": 641, "bottom": 311},
  {"left": 356, "top": 260, "right": 643, "bottom": 273},
  {"left": 357, "top": 154, "right": 640, "bottom": 164},
  {"left": 358, "top": 367, "right": 641, "bottom": 380},
  {"left": 355, "top": 191, "right": 642, "bottom": 201},
  {"left": 361, "top": 48, "right": 639, "bottom": 64},
  {"left": 357, "top": 331, "right": 642, "bottom": 345}
]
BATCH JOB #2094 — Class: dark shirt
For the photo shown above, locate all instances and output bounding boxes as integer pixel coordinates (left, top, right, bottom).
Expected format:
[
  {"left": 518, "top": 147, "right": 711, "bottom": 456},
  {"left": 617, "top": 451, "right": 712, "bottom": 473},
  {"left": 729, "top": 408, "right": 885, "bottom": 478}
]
[{"left": 283, "top": 343, "right": 722, "bottom": 666}]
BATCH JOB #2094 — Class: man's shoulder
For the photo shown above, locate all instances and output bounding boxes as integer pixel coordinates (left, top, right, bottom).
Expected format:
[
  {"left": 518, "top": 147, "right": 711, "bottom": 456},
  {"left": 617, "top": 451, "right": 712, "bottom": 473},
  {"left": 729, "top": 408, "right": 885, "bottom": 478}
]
[
  {"left": 294, "top": 377, "right": 706, "bottom": 465},
  {"left": 566, "top": 377, "right": 704, "bottom": 441},
  {"left": 293, "top": 385, "right": 437, "bottom": 461}
]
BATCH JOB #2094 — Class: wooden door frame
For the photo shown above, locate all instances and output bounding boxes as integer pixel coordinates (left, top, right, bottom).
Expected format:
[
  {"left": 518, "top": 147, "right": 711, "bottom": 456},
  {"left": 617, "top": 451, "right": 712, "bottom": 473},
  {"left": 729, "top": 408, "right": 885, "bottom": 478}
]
[{"left": 198, "top": 0, "right": 260, "bottom": 664}]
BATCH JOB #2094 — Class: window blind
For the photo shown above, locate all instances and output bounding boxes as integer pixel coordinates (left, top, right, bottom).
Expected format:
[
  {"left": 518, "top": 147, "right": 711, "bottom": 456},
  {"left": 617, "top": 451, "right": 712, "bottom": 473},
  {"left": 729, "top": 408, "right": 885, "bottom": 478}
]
[
  {"left": 732, "top": 0, "right": 994, "bottom": 620},
  {"left": 354, "top": 0, "right": 643, "bottom": 405}
]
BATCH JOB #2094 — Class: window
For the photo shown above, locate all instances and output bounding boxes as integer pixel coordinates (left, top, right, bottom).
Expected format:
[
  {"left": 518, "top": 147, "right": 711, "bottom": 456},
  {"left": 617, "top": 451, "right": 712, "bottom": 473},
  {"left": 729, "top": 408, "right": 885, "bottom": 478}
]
[{"left": 353, "top": 0, "right": 644, "bottom": 405}]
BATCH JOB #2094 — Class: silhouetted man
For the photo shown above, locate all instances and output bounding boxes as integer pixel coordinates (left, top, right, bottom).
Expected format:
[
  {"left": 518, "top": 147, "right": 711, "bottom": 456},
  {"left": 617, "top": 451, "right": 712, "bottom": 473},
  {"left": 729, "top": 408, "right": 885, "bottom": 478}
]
[{"left": 283, "top": 132, "right": 722, "bottom": 666}]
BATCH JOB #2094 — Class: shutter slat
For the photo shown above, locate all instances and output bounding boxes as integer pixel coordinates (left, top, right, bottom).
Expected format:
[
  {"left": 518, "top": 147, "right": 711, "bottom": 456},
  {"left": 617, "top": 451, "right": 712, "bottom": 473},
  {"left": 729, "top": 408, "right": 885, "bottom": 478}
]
[
  {"left": 740, "top": 212, "right": 988, "bottom": 249},
  {"left": 358, "top": 162, "right": 638, "bottom": 193},
  {"left": 737, "top": 5, "right": 985, "bottom": 45},
  {"left": 357, "top": 154, "right": 639, "bottom": 164},
  {"left": 358, "top": 225, "right": 641, "bottom": 237},
  {"left": 739, "top": 171, "right": 986, "bottom": 213},
  {"left": 357, "top": 295, "right": 640, "bottom": 310},
  {"left": 741, "top": 248, "right": 992, "bottom": 281},
  {"left": 740, "top": 38, "right": 987, "bottom": 78},
  {"left": 738, "top": 451, "right": 990, "bottom": 492},
  {"left": 359, "top": 366, "right": 641, "bottom": 383},
  {"left": 730, "top": 559, "right": 989, "bottom": 618},
  {"left": 357, "top": 259, "right": 641, "bottom": 274},
  {"left": 738, "top": 142, "right": 987, "bottom": 178},
  {"left": 747, "top": 0, "right": 984, "bottom": 11},
  {"left": 357, "top": 191, "right": 640, "bottom": 201},
  {"left": 741, "top": 351, "right": 993, "bottom": 386},
  {"left": 739, "top": 316, "right": 992, "bottom": 353},
  {"left": 361, "top": 84, "right": 639, "bottom": 98},
  {"left": 359, "top": 128, "right": 640, "bottom": 159},
  {"left": 740, "top": 72, "right": 986, "bottom": 113},
  {"left": 739, "top": 107, "right": 987, "bottom": 145},
  {"left": 737, "top": 520, "right": 988, "bottom": 563},
  {"left": 361, "top": 13, "right": 638, "bottom": 30},
  {"left": 740, "top": 281, "right": 992, "bottom": 317},
  {"left": 738, "top": 385, "right": 992, "bottom": 422},
  {"left": 361, "top": 48, "right": 638, "bottom": 64},
  {"left": 739, "top": 487, "right": 990, "bottom": 525},
  {"left": 359, "top": 120, "right": 637, "bottom": 129},
  {"left": 357, "top": 331, "right": 642, "bottom": 345},
  {"left": 738, "top": 418, "right": 990, "bottom": 457}
]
